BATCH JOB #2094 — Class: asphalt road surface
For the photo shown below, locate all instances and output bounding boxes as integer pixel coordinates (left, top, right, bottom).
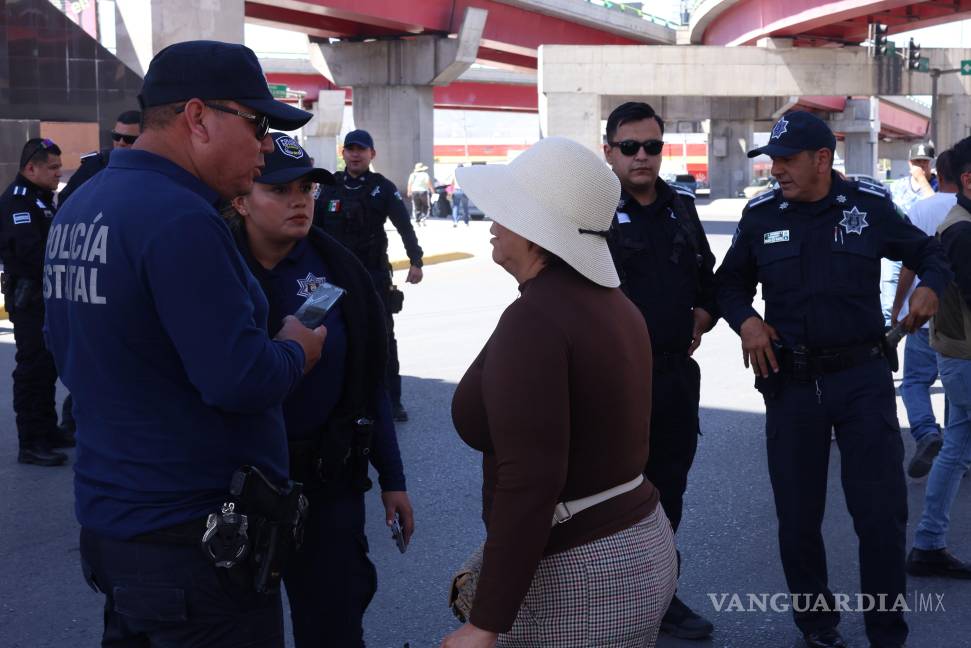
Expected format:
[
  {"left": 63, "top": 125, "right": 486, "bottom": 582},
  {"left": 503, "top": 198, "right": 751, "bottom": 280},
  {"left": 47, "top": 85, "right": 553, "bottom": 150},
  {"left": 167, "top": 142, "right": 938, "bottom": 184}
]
[{"left": 1, "top": 204, "right": 968, "bottom": 648}]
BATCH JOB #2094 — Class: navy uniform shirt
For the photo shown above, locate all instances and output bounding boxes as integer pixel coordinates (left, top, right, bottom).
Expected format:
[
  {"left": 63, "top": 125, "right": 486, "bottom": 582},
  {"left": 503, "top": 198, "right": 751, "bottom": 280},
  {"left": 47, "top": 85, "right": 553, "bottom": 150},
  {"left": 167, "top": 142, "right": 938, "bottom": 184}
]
[
  {"left": 59, "top": 149, "right": 110, "bottom": 207},
  {"left": 716, "top": 173, "right": 951, "bottom": 349},
  {"left": 241, "top": 237, "right": 406, "bottom": 491},
  {"left": 43, "top": 149, "right": 305, "bottom": 540},
  {"left": 315, "top": 171, "right": 423, "bottom": 271},
  {"left": 0, "top": 174, "right": 57, "bottom": 279},
  {"left": 608, "top": 179, "right": 718, "bottom": 354}
]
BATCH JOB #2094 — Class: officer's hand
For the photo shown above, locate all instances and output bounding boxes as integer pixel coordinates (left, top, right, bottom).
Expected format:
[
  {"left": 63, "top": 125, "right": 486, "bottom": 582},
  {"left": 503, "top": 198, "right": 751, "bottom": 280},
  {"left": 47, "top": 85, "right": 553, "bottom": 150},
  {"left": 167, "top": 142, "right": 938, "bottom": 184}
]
[
  {"left": 688, "top": 307, "right": 714, "bottom": 356},
  {"left": 406, "top": 265, "right": 423, "bottom": 284},
  {"left": 275, "top": 316, "right": 327, "bottom": 374},
  {"left": 740, "top": 316, "right": 780, "bottom": 378},
  {"left": 382, "top": 490, "right": 415, "bottom": 548},
  {"left": 901, "top": 286, "right": 939, "bottom": 333},
  {"left": 440, "top": 624, "right": 498, "bottom": 648}
]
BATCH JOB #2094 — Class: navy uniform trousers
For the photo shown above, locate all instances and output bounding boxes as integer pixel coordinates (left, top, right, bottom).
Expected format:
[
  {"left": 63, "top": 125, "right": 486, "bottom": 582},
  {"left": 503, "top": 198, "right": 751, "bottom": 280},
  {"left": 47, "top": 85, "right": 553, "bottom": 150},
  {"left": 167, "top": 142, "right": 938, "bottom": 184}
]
[
  {"left": 9, "top": 302, "right": 58, "bottom": 445},
  {"left": 646, "top": 355, "right": 701, "bottom": 533},
  {"left": 765, "top": 357, "right": 907, "bottom": 648},
  {"left": 283, "top": 489, "right": 377, "bottom": 648},
  {"left": 79, "top": 528, "right": 285, "bottom": 647}
]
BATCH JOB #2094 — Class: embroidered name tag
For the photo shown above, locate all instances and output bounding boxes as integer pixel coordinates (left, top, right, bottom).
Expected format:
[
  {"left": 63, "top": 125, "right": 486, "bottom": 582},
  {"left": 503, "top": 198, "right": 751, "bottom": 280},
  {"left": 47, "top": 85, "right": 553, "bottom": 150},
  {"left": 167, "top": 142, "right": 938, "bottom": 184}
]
[
  {"left": 617, "top": 212, "right": 631, "bottom": 224},
  {"left": 12, "top": 212, "right": 30, "bottom": 225},
  {"left": 763, "top": 230, "right": 790, "bottom": 244}
]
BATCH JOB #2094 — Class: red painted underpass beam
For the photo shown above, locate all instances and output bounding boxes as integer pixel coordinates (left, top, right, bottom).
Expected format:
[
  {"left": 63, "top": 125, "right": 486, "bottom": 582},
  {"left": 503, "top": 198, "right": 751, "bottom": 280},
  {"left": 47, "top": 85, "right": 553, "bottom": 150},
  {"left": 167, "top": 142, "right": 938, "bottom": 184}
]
[
  {"left": 699, "top": 0, "right": 971, "bottom": 46},
  {"left": 264, "top": 73, "right": 538, "bottom": 112},
  {"left": 245, "top": 0, "right": 658, "bottom": 64}
]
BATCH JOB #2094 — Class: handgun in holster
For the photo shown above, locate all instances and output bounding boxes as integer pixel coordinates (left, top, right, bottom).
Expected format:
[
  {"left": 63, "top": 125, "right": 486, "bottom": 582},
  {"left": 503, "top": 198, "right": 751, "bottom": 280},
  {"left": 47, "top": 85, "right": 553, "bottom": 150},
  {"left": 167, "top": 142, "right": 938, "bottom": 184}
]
[
  {"left": 13, "top": 278, "right": 41, "bottom": 310},
  {"left": 207, "top": 465, "right": 308, "bottom": 595}
]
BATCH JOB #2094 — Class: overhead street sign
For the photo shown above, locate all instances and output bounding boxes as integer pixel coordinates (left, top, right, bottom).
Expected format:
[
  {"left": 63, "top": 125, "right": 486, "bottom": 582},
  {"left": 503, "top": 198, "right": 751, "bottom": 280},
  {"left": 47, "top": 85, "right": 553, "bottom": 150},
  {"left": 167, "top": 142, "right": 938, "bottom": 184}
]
[
  {"left": 268, "top": 83, "right": 288, "bottom": 98},
  {"left": 961, "top": 60, "right": 971, "bottom": 76},
  {"left": 917, "top": 57, "right": 930, "bottom": 73}
]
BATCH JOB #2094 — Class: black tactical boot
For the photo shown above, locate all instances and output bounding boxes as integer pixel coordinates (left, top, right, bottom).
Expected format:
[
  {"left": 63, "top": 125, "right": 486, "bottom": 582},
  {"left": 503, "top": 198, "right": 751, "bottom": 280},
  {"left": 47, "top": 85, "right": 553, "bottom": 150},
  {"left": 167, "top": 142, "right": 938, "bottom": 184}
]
[{"left": 18, "top": 443, "right": 68, "bottom": 466}]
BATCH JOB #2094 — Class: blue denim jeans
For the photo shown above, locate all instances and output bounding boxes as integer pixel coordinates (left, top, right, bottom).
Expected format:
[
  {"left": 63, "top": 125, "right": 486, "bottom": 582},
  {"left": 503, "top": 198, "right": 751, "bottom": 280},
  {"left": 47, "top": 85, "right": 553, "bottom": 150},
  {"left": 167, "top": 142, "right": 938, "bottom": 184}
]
[
  {"left": 914, "top": 355, "right": 971, "bottom": 550},
  {"left": 452, "top": 190, "right": 469, "bottom": 224},
  {"left": 900, "top": 328, "right": 942, "bottom": 442}
]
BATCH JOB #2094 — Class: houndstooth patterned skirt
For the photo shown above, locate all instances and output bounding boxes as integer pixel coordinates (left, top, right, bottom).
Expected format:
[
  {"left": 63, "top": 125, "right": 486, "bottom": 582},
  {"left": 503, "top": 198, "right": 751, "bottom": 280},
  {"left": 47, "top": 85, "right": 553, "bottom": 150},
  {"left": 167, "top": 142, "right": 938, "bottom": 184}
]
[{"left": 497, "top": 504, "right": 678, "bottom": 648}]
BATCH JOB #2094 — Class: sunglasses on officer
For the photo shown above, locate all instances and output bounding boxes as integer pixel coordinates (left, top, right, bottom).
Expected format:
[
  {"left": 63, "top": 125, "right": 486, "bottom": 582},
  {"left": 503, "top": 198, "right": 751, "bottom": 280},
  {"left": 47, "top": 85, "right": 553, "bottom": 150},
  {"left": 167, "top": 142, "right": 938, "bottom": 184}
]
[
  {"left": 175, "top": 102, "right": 270, "bottom": 140},
  {"left": 111, "top": 132, "right": 138, "bottom": 145},
  {"left": 608, "top": 139, "right": 664, "bottom": 157}
]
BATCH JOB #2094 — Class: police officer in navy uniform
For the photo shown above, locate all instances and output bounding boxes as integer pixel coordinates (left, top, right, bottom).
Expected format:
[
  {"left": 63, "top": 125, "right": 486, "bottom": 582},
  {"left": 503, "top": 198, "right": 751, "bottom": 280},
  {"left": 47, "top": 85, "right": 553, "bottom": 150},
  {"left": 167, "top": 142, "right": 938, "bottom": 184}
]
[
  {"left": 44, "top": 41, "right": 326, "bottom": 646},
  {"left": 315, "top": 129, "right": 424, "bottom": 422},
  {"left": 228, "top": 132, "right": 414, "bottom": 647},
  {"left": 58, "top": 110, "right": 141, "bottom": 208},
  {"left": 0, "top": 138, "right": 73, "bottom": 465},
  {"left": 716, "top": 111, "right": 951, "bottom": 648},
  {"left": 603, "top": 101, "right": 717, "bottom": 639}
]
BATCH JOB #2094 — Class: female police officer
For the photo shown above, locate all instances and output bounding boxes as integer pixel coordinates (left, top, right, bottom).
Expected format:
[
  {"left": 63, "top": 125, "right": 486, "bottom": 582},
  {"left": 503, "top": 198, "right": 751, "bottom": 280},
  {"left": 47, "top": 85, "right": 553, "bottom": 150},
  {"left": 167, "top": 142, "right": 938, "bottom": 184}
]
[{"left": 227, "top": 132, "right": 415, "bottom": 647}]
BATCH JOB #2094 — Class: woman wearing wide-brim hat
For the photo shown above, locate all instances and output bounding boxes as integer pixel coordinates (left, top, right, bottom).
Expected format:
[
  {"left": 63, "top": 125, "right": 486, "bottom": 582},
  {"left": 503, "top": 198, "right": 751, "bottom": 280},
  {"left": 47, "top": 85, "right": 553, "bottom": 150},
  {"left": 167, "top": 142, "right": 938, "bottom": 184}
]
[{"left": 442, "top": 137, "right": 678, "bottom": 648}]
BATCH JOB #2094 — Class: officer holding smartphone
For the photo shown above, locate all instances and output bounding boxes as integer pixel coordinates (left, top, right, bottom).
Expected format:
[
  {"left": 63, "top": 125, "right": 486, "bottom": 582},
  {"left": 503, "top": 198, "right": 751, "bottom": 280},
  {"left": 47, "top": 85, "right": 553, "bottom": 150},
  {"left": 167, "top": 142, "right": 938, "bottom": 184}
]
[{"left": 227, "top": 132, "right": 414, "bottom": 648}]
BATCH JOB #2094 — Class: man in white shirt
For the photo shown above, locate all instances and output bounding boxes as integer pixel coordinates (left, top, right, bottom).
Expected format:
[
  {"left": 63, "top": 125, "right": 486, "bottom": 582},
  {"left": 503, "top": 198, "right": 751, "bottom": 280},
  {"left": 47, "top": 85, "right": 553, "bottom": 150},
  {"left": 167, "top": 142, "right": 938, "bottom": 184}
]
[{"left": 892, "top": 149, "right": 957, "bottom": 478}]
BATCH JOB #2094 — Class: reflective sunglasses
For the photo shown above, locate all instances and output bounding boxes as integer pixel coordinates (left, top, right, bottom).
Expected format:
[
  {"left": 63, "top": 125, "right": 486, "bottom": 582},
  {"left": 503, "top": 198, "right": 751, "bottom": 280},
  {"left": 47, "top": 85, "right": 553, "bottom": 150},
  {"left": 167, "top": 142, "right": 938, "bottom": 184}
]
[
  {"left": 609, "top": 139, "right": 664, "bottom": 156},
  {"left": 111, "top": 132, "right": 138, "bottom": 145},
  {"left": 176, "top": 102, "right": 270, "bottom": 140}
]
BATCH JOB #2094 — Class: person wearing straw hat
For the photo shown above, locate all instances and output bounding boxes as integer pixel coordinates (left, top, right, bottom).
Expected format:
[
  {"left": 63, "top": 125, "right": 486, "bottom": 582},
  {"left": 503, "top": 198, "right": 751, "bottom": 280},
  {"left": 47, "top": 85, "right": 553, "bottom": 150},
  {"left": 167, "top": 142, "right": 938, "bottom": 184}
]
[
  {"left": 407, "top": 161, "right": 434, "bottom": 226},
  {"left": 717, "top": 111, "right": 950, "bottom": 648},
  {"left": 226, "top": 132, "right": 414, "bottom": 648},
  {"left": 44, "top": 40, "right": 326, "bottom": 646},
  {"left": 603, "top": 101, "right": 717, "bottom": 640},
  {"left": 442, "top": 136, "right": 678, "bottom": 648}
]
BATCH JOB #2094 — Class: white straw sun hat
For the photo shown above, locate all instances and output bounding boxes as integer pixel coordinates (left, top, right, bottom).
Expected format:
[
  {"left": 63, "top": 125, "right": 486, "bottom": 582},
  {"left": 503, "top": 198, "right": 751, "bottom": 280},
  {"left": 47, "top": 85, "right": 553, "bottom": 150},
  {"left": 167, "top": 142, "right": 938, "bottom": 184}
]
[{"left": 455, "top": 136, "right": 621, "bottom": 288}]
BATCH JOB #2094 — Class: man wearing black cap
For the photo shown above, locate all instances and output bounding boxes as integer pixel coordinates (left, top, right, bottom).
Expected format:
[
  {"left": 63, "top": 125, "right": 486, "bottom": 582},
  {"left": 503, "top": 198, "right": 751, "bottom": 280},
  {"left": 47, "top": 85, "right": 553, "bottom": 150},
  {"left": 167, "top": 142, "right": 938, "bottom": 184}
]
[
  {"left": 43, "top": 40, "right": 327, "bottom": 646},
  {"left": 315, "top": 129, "right": 424, "bottom": 422},
  {"left": 0, "top": 138, "right": 73, "bottom": 465},
  {"left": 58, "top": 110, "right": 142, "bottom": 208},
  {"left": 716, "top": 111, "right": 951, "bottom": 648}
]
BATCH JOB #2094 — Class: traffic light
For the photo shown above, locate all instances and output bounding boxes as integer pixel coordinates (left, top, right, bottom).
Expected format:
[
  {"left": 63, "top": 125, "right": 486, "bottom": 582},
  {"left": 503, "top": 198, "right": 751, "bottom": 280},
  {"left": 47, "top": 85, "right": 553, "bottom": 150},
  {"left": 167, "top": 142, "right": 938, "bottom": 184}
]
[
  {"left": 870, "top": 22, "right": 890, "bottom": 57},
  {"left": 908, "top": 38, "right": 921, "bottom": 70}
]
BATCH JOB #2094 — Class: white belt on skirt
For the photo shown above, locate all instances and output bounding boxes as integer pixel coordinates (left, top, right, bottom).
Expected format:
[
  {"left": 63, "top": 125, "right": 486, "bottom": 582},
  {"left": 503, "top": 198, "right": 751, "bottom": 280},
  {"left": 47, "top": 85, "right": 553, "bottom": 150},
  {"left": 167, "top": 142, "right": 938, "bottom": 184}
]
[{"left": 551, "top": 474, "right": 645, "bottom": 526}]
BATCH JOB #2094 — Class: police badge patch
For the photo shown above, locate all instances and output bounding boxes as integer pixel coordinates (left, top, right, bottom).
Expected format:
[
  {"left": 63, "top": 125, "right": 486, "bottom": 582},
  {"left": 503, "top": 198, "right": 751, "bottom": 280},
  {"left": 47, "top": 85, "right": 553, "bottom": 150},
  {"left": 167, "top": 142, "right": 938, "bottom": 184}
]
[
  {"left": 839, "top": 206, "right": 868, "bottom": 235},
  {"left": 296, "top": 273, "right": 326, "bottom": 298},
  {"left": 277, "top": 136, "right": 304, "bottom": 160},
  {"left": 771, "top": 117, "right": 789, "bottom": 140}
]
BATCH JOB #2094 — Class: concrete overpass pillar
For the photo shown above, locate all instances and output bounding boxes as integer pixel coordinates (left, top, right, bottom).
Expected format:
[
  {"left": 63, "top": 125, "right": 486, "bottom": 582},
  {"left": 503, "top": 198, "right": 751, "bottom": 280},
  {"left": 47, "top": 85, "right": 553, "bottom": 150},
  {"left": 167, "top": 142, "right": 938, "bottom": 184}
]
[
  {"left": 540, "top": 92, "right": 601, "bottom": 154},
  {"left": 310, "top": 8, "right": 486, "bottom": 192},
  {"left": 707, "top": 99, "right": 753, "bottom": 199},
  {"left": 935, "top": 95, "right": 971, "bottom": 151},
  {"left": 302, "top": 91, "right": 346, "bottom": 173},
  {"left": 832, "top": 98, "right": 879, "bottom": 178}
]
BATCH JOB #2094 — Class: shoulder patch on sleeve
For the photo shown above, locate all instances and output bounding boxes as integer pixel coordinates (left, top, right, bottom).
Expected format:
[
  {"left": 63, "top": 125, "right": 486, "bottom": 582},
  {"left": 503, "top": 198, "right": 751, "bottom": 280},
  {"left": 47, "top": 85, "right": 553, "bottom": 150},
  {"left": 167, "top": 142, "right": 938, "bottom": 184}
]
[
  {"left": 855, "top": 179, "right": 891, "bottom": 199},
  {"left": 12, "top": 212, "right": 31, "bottom": 225},
  {"left": 747, "top": 191, "right": 776, "bottom": 209}
]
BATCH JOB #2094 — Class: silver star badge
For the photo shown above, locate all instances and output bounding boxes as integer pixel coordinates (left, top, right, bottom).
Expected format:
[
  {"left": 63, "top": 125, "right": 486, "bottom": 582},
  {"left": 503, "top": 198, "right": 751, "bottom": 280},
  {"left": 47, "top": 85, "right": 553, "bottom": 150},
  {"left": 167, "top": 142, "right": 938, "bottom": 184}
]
[
  {"left": 839, "top": 206, "right": 869, "bottom": 235},
  {"left": 779, "top": 201, "right": 789, "bottom": 210},
  {"left": 836, "top": 194, "right": 847, "bottom": 203},
  {"left": 771, "top": 117, "right": 789, "bottom": 140}
]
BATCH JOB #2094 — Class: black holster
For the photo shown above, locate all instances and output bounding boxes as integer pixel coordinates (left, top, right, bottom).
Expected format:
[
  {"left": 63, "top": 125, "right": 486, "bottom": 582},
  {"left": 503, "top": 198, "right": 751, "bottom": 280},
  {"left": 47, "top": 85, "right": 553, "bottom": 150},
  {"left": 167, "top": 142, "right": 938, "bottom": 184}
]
[
  {"left": 13, "top": 277, "right": 41, "bottom": 310},
  {"left": 290, "top": 416, "right": 375, "bottom": 495},
  {"left": 226, "top": 466, "right": 308, "bottom": 594}
]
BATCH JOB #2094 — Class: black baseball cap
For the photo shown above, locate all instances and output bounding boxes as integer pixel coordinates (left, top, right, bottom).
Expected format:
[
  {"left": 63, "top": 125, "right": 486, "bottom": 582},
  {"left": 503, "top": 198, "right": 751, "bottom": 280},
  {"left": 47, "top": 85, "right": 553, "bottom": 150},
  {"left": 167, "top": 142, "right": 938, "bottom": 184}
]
[
  {"left": 344, "top": 129, "right": 374, "bottom": 149},
  {"left": 256, "top": 133, "right": 334, "bottom": 186},
  {"left": 908, "top": 142, "right": 935, "bottom": 161},
  {"left": 747, "top": 111, "right": 837, "bottom": 158},
  {"left": 138, "top": 40, "right": 312, "bottom": 131}
]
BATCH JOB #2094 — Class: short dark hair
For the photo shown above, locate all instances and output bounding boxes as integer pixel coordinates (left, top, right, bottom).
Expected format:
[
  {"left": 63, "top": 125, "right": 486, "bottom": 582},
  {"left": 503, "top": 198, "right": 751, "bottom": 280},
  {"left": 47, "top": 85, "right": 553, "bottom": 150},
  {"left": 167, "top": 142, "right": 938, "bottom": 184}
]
[
  {"left": 140, "top": 102, "right": 182, "bottom": 131},
  {"left": 605, "top": 102, "right": 665, "bottom": 143},
  {"left": 116, "top": 110, "right": 142, "bottom": 125},
  {"left": 19, "top": 138, "right": 61, "bottom": 169},
  {"left": 936, "top": 149, "right": 956, "bottom": 185},
  {"left": 951, "top": 136, "right": 971, "bottom": 180}
]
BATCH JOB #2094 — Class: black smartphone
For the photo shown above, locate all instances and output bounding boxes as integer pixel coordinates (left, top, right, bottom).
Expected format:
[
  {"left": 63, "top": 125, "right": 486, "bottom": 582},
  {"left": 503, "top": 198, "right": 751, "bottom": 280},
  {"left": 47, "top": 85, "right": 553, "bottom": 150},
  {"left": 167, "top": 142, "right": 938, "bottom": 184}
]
[{"left": 390, "top": 513, "right": 407, "bottom": 554}]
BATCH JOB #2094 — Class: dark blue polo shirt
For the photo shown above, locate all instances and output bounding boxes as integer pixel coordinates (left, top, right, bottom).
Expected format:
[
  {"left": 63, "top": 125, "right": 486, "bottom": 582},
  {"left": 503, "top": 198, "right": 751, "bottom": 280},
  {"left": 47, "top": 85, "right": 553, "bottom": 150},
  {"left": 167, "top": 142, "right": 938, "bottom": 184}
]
[
  {"left": 251, "top": 237, "right": 405, "bottom": 491},
  {"left": 43, "top": 149, "right": 305, "bottom": 539}
]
